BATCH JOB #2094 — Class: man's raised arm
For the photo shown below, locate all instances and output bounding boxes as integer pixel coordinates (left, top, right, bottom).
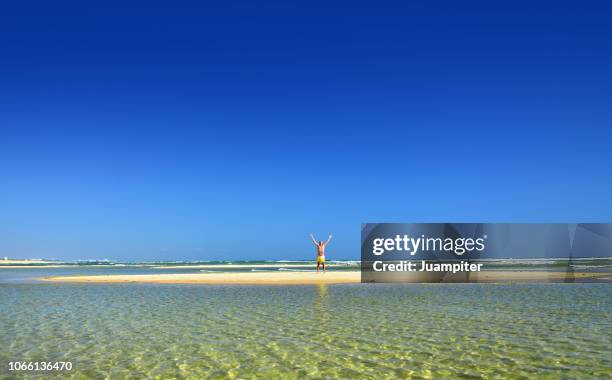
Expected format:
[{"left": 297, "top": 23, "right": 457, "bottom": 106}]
[
  {"left": 310, "top": 234, "right": 318, "bottom": 245},
  {"left": 325, "top": 234, "right": 333, "bottom": 245}
]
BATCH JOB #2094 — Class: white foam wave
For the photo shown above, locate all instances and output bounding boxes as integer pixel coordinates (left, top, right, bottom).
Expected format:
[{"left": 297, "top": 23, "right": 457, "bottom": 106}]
[{"left": 278, "top": 268, "right": 316, "bottom": 272}]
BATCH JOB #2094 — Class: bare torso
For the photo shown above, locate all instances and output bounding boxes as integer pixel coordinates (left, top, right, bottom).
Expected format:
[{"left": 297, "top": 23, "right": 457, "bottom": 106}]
[{"left": 316, "top": 243, "right": 326, "bottom": 256}]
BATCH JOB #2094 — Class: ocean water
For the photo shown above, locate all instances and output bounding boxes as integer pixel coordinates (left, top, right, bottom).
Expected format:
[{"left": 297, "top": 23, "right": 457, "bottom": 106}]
[{"left": 0, "top": 268, "right": 611, "bottom": 379}]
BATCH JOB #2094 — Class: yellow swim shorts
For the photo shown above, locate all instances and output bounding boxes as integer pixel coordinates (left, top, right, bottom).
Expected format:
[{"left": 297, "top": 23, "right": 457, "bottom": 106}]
[{"left": 317, "top": 255, "right": 325, "bottom": 263}]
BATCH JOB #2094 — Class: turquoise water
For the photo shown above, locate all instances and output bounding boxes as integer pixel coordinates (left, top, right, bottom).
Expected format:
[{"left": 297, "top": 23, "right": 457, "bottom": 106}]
[{"left": 1, "top": 268, "right": 611, "bottom": 379}]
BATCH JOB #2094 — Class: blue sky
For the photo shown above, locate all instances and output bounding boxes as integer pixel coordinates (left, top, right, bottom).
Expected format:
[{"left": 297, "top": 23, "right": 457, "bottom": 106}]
[{"left": 1, "top": 1, "right": 611, "bottom": 261}]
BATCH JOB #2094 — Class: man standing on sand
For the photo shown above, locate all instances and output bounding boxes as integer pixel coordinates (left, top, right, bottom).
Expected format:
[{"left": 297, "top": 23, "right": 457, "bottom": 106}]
[{"left": 310, "top": 233, "right": 332, "bottom": 272}]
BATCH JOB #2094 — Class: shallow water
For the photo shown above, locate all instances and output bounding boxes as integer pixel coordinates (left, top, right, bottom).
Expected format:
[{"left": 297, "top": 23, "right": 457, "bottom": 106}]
[{"left": 0, "top": 269, "right": 611, "bottom": 379}]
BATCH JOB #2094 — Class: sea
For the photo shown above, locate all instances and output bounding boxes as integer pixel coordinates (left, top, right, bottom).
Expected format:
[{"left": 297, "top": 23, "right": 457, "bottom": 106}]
[{"left": 0, "top": 260, "right": 610, "bottom": 378}]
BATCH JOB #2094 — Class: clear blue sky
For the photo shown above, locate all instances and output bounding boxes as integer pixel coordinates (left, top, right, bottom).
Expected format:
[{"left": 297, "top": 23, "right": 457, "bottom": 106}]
[{"left": 1, "top": 1, "right": 611, "bottom": 261}]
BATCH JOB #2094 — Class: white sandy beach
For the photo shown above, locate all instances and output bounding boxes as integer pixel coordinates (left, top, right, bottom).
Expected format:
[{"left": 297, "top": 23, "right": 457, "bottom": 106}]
[
  {"left": 152, "top": 264, "right": 318, "bottom": 269},
  {"left": 45, "top": 271, "right": 361, "bottom": 285}
]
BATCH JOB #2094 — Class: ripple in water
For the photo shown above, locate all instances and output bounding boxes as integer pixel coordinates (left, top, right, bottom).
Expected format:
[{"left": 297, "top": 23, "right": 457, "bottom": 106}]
[{"left": 0, "top": 283, "right": 611, "bottom": 378}]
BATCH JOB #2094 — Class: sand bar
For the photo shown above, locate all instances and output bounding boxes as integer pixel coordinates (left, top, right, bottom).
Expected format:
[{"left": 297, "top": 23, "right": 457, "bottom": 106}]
[
  {"left": 152, "top": 264, "right": 319, "bottom": 269},
  {"left": 45, "top": 271, "right": 361, "bottom": 285},
  {"left": 42, "top": 270, "right": 609, "bottom": 285}
]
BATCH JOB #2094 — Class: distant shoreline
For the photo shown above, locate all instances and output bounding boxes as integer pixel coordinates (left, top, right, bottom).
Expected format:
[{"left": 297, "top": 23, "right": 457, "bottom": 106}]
[{"left": 0, "top": 259, "right": 59, "bottom": 265}]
